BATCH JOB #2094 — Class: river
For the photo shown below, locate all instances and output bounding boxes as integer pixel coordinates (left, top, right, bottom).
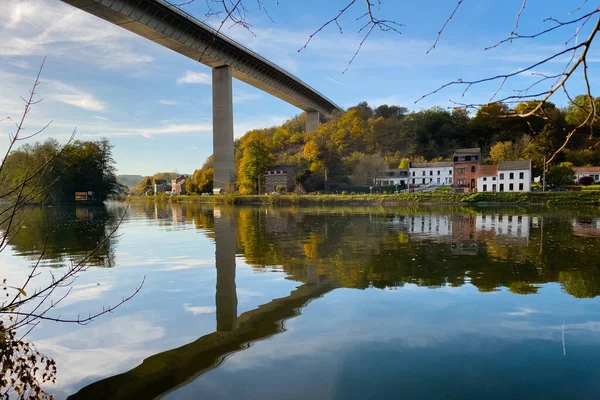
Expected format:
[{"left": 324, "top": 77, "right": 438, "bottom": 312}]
[{"left": 3, "top": 203, "right": 600, "bottom": 399}]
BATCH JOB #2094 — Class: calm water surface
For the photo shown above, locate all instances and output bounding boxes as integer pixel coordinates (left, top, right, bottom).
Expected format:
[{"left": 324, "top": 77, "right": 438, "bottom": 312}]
[{"left": 3, "top": 203, "right": 600, "bottom": 399}]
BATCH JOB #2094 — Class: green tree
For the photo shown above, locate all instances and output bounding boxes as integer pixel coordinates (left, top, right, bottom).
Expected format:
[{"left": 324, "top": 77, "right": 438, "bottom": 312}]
[
  {"left": 546, "top": 165, "right": 575, "bottom": 187},
  {"left": 237, "top": 130, "right": 275, "bottom": 194}
]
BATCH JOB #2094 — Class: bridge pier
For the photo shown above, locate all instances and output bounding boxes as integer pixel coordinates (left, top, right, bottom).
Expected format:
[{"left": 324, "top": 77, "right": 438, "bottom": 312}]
[
  {"left": 214, "top": 209, "right": 237, "bottom": 331},
  {"left": 212, "top": 66, "right": 235, "bottom": 194},
  {"left": 306, "top": 111, "right": 320, "bottom": 133}
]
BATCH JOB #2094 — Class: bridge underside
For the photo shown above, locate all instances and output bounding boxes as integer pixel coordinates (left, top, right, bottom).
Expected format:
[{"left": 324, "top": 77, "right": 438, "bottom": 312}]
[{"left": 61, "top": 0, "right": 341, "bottom": 192}]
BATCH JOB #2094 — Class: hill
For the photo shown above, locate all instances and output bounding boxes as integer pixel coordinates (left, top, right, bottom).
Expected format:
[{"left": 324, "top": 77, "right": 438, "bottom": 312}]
[{"left": 117, "top": 175, "right": 144, "bottom": 189}]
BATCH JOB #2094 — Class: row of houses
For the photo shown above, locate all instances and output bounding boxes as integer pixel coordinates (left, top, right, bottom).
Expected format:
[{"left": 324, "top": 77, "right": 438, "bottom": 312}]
[
  {"left": 261, "top": 149, "right": 600, "bottom": 194},
  {"left": 376, "top": 148, "right": 532, "bottom": 192},
  {"left": 152, "top": 175, "right": 187, "bottom": 195}
]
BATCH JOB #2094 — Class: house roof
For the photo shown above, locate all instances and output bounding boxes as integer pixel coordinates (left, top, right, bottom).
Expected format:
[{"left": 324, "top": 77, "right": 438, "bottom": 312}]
[
  {"left": 410, "top": 162, "right": 453, "bottom": 168},
  {"left": 453, "top": 148, "right": 481, "bottom": 155},
  {"left": 498, "top": 160, "right": 531, "bottom": 171},
  {"left": 154, "top": 179, "right": 167, "bottom": 184},
  {"left": 477, "top": 165, "right": 498, "bottom": 177},
  {"left": 266, "top": 164, "right": 296, "bottom": 172},
  {"left": 574, "top": 166, "right": 600, "bottom": 173}
]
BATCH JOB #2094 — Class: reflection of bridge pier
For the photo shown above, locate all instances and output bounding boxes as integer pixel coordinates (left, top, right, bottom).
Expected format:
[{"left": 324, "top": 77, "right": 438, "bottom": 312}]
[
  {"left": 68, "top": 208, "right": 334, "bottom": 400},
  {"left": 214, "top": 208, "right": 237, "bottom": 331}
]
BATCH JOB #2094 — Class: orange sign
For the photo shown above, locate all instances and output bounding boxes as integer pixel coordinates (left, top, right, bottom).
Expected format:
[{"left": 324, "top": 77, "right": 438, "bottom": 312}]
[{"left": 75, "top": 192, "right": 88, "bottom": 201}]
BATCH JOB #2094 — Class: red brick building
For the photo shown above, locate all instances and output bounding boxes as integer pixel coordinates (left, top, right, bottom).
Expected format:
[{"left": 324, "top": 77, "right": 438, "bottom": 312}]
[{"left": 452, "top": 148, "right": 482, "bottom": 193}]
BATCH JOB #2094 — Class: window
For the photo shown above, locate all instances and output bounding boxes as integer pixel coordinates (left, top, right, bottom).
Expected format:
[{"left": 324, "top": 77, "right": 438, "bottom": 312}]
[
  {"left": 458, "top": 168, "right": 465, "bottom": 174},
  {"left": 519, "top": 183, "right": 524, "bottom": 191},
  {"left": 437, "top": 170, "right": 441, "bottom": 175},
  {"left": 499, "top": 216, "right": 503, "bottom": 222},
  {"left": 449, "top": 170, "right": 452, "bottom": 175},
  {"left": 492, "top": 177, "right": 496, "bottom": 181},
  {"left": 437, "top": 178, "right": 440, "bottom": 184},
  {"left": 412, "top": 179, "right": 415, "bottom": 184},
  {"left": 500, "top": 184, "right": 504, "bottom": 192},
  {"left": 471, "top": 166, "right": 476, "bottom": 173},
  {"left": 423, "top": 178, "right": 426, "bottom": 184},
  {"left": 500, "top": 173, "right": 504, "bottom": 180},
  {"left": 519, "top": 172, "right": 524, "bottom": 179},
  {"left": 483, "top": 177, "right": 487, "bottom": 181},
  {"left": 595, "top": 174, "right": 599, "bottom": 180},
  {"left": 422, "top": 171, "right": 426, "bottom": 176},
  {"left": 509, "top": 173, "right": 514, "bottom": 179},
  {"left": 508, "top": 216, "right": 513, "bottom": 222},
  {"left": 509, "top": 183, "right": 514, "bottom": 191},
  {"left": 458, "top": 178, "right": 465, "bottom": 185},
  {"left": 517, "top": 216, "right": 522, "bottom": 223},
  {"left": 430, "top": 170, "right": 433, "bottom": 176},
  {"left": 449, "top": 178, "right": 452, "bottom": 184},
  {"left": 483, "top": 184, "right": 487, "bottom": 192},
  {"left": 412, "top": 171, "right": 415, "bottom": 177},
  {"left": 492, "top": 184, "right": 497, "bottom": 191}
]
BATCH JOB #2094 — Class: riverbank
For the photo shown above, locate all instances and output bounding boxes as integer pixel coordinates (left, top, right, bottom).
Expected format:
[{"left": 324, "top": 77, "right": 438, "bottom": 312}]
[{"left": 126, "top": 191, "right": 600, "bottom": 206}]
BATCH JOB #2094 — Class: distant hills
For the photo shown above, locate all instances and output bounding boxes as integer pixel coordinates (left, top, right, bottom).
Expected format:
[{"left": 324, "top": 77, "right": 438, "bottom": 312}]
[
  {"left": 117, "top": 175, "right": 144, "bottom": 189},
  {"left": 117, "top": 173, "right": 192, "bottom": 191}
]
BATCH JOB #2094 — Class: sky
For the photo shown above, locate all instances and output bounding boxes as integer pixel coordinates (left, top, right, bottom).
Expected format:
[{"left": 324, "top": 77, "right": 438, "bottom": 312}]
[{"left": 1, "top": 0, "right": 599, "bottom": 175}]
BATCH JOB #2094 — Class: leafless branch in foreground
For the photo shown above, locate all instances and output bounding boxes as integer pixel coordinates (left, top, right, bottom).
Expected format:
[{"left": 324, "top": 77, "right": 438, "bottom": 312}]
[{"left": 0, "top": 60, "right": 142, "bottom": 399}]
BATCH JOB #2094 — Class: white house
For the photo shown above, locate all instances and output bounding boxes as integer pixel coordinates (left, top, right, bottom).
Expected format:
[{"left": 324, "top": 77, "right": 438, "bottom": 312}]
[
  {"left": 476, "top": 165, "right": 498, "bottom": 192},
  {"left": 475, "top": 160, "right": 531, "bottom": 192},
  {"left": 498, "top": 160, "right": 531, "bottom": 192},
  {"left": 408, "top": 162, "right": 453, "bottom": 186},
  {"left": 573, "top": 166, "right": 600, "bottom": 183},
  {"left": 375, "top": 168, "right": 409, "bottom": 187}
]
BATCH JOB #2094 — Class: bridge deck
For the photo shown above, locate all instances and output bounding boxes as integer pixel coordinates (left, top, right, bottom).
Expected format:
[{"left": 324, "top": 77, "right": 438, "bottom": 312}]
[{"left": 61, "top": 0, "right": 342, "bottom": 116}]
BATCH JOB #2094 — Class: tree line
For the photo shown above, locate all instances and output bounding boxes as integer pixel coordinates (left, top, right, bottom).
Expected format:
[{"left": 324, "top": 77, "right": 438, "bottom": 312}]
[
  {"left": 184, "top": 96, "right": 600, "bottom": 194},
  {"left": 1, "top": 138, "right": 124, "bottom": 204}
]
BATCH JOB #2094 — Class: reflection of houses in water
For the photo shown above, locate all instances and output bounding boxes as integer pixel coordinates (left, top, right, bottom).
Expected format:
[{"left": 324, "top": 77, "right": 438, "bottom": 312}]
[
  {"left": 572, "top": 217, "right": 600, "bottom": 237},
  {"left": 387, "top": 214, "right": 452, "bottom": 242},
  {"left": 451, "top": 214, "right": 478, "bottom": 255},
  {"left": 476, "top": 214, "right": 530, "bottom": 245}
]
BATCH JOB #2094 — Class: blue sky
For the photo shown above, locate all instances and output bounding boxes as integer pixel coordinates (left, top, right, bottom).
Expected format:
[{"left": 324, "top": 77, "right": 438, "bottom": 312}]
[{"left": 1, "top": 0, "right": 598, "bottom": 175}]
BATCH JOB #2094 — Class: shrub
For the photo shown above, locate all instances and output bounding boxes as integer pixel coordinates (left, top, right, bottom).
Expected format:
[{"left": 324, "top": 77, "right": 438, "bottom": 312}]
[{"left": 577, "top": 175, "right": 595, "bottom": 187}]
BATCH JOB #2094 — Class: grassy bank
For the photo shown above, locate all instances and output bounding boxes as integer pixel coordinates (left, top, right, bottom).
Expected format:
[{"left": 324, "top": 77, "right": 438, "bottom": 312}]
[{"left": 126, "top": 191, "right": 600, "bottom": 206}]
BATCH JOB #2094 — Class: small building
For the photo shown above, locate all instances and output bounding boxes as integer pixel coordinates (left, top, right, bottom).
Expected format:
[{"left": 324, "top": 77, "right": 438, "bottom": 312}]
[
  {"left": 154, "top": 179, "right": 171, "bottom": 194},
  {"left": 171, "top": 175, "right": 187, "bottom": 195},
  {"left": 265, "top": 165, "right": 297, "bottom": 193},
  {"left": 375, "top": 168, "right": 409, "bottom": 187},
  {"left": 409, "top": 162, "right": 453, "bottom": 186},
  {"left": 498, "top": 160, "right": 531, "bottom": 192},
  {"left": 476, "top": 165, "right": 498, "bottom": 192},
  {"left": 452, "top": 148, "right": 482, "bottom": 193},
  {"left": 573, "top": 166, "right": 600, "bottom": 183}
]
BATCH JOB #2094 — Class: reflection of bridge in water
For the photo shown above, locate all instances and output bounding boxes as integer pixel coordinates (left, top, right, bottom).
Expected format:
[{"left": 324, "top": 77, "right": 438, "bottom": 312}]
[{"left": 68, "top": 209, "right": 333, "bottom": 400}]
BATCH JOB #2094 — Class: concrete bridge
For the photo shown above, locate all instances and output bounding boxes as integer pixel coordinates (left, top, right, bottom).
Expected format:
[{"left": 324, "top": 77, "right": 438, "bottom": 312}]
[
  {"left": 68, "top": 209, "right": 333, "bottom": 399},
  {"left": 60, "top": 0, "right": 342, "bottom": 193}
]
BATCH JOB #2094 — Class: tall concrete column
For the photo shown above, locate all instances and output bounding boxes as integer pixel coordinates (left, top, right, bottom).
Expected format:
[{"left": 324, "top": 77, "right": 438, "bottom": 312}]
[
  {"left": 306, "top": 111, "right": 320, "bottom": 133},
  {"left": 214, "top": 208, "right": 237, "bottom": 331},
  {"left": 212, "top": 66, "right": 235, "bottom": 194}
]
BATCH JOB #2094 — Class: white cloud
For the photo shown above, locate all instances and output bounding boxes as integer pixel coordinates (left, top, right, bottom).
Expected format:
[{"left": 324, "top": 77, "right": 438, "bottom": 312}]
[
  {"left": 184, "top": 305, "right": 216, "bottom": 315},
  {"left": 137, "top": 123, "right": 211, "bottom": 138},
  {"left": 233, "top": 91, "right": 262, "bottom": 104},
  {"left": 157, "top": 99, "right": 178, "bottom": 106},
  {"left": 176, "top": 71, "right": 211, "bottom": 85},
  {"left": 506, "top": 307, "right": 539, "bottom": 317},
  {"left": 0, "top": 0, "right": 155, "bottom": 69},
  {"left": 54, "top": 94, "right": 106, "bottom": 111}
]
